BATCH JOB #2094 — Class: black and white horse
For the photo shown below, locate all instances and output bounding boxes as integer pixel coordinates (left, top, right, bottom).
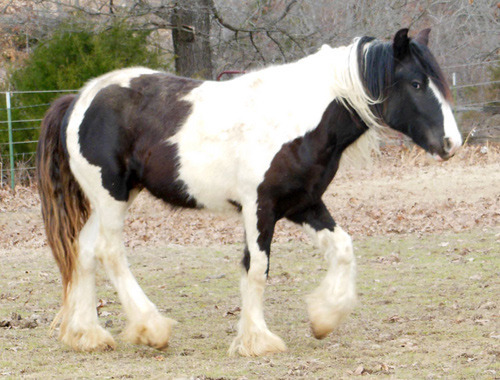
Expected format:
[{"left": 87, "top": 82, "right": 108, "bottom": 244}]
[{"left": 37, "top": 28, "right": 461, "bottom": 356}]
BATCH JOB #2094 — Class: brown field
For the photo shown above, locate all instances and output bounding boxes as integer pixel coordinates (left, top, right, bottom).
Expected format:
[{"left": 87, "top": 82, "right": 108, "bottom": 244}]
[{"left": 0, "top": 145, "right": 499, "bottom": 379}]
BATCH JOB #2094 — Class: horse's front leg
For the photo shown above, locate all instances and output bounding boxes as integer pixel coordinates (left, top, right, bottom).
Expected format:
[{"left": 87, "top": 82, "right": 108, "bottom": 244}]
[
  {"left": 228, "top": 203, "right": 286, "bottom": 356},
  {"left": 288, "top": 202, "right": 357, "bottom": 339}
]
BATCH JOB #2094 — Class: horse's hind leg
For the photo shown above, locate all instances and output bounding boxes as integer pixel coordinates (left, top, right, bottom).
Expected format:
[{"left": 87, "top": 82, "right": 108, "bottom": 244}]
[
  {"left": 59, "top": 211, "right": 116, "bottom": 351},
  {"left": 67, "top": 153, "right": 174, "bottom": 350},
  {"left": 288, "top": 202, "right": 357, "bottom": 339},
  {"left": 94, "top": 197, "right": 176, "bottom": 350}
]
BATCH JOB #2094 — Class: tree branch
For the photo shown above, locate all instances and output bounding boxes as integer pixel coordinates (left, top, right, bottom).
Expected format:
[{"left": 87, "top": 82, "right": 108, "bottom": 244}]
[
  {"left": 266, "top": 31, "right": 287, "bottom": 62},
  {"left": 249, "top": 32, "right": 266, "bottom": 64},
  {"left": 207, "top": 0, "right": 304, "bottom": 63},
  {"left": 1, "top": 0, "right": 15, "bottom": 15}
]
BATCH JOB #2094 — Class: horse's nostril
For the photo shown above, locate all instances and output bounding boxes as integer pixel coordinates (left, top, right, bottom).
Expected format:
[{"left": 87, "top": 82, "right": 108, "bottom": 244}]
[{"left": 443, "top": 137, "right": 453, "bottom": 153}]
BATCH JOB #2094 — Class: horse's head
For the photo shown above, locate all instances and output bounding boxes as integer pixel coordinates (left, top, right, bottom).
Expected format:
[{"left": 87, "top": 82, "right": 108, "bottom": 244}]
[{"left": 365, "top": 29, "right": 462, "bottom": 161}]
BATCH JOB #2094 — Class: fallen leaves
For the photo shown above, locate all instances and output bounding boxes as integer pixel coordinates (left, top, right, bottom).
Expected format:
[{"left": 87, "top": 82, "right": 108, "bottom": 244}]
[
  {"left": 376, "top": 252, "right": 400, "bottom": 264},
  {"left": 347, "top": 362, "right": 395, "bottom": 376},
  {"left": 202, "top": 274, "right": 226, "bottom": 282},
  {"left": 1, "top": 145, "right": 498, "bottom": 250},
  {"left": 96, "top": 298, "right": 108, "bottom": 311},
  {"left": 224, "top": 306, "right": 241, "bottom": 317},
  {"left": 458, "top": 352, "right": 477, "bottom": 362},
  {"left": 0, "top": 312, "right": 40, "bottom": 329},
  {"left": 384, "top": 315, "right": 405, "bottom": 324},
  {"left": 479, "top": 301, "right": 496, "bottom": 310}
]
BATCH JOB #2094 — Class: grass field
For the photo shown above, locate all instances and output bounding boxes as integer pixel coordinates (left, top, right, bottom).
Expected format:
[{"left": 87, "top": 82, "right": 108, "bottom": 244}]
[
  {"left": 1, "top": 228, "right": 498, "bottom": 379},
  {"left": 1, "top": 145, "right": 498, "bottom": 378}
]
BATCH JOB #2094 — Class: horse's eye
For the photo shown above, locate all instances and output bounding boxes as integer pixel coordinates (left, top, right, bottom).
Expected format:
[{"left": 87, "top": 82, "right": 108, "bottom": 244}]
[{"left": 412, "top": 81, "right": 421, "bottom": 89}]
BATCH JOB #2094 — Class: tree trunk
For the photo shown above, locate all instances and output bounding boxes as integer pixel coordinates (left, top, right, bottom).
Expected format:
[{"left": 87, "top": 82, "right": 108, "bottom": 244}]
[{"left": 171, "top": 0, "right": 213, "bottom": 79}]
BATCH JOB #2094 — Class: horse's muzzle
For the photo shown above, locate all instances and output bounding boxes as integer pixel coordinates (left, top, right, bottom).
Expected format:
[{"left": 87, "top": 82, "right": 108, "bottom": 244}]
[{"left": 433, "top": 136, "right": 462, "bottom": 161}]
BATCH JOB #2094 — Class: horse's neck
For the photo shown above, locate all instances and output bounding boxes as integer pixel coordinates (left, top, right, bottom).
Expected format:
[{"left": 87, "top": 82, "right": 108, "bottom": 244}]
[
  {"left": 299, "top": 100, "right": 368, "bottom": 194},
  {"left": 313, "top": 100, "right": 368, "bottom": 155}
]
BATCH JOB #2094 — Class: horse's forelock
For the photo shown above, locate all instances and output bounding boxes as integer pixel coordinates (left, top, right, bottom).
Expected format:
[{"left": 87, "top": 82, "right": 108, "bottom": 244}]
[{"left": 409, "top": 41, "right": 452, "bottom": 102}]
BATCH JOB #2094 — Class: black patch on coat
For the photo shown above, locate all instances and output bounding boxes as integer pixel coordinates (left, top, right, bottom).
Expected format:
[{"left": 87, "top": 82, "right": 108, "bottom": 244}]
[
  {"left": 228, "top": 200, "right": 243, "bottom": 213},
  {"left": 77, "top": 73, "right": 202, "bottom": 206},
  {"left": 246, "top": 100, "right": 367, "bottom": 272},
  {"left": 286, "top": 201, "right": 335, "bottom": 232},
  {"left": 242, "top": 245, "right": 251, "bottom": 272}
]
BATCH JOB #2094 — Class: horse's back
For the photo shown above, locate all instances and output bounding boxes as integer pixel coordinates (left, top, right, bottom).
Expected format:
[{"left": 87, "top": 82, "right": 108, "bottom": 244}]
[{"left": 63, "top": 61, "right": 335, "bottom": 211}]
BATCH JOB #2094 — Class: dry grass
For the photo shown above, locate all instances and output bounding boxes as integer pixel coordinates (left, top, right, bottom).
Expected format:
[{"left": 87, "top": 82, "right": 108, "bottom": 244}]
[
  {"left": 0, "top": 229, "right": 498, "bottom": 379},
  {"left": 0, "top": 144, "right": 498, "bottom": 250},
  {"left": 0, "top": 143, "right": 499, "bottom": 379}
]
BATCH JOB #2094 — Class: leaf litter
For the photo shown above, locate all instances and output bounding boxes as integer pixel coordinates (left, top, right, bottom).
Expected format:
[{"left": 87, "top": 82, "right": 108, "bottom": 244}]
[
  {"left": 0, "top": 145, "right": 498, "bottom": 250},
  {"left": 0, "top": 144, "right": 498, "bottom": 378}
]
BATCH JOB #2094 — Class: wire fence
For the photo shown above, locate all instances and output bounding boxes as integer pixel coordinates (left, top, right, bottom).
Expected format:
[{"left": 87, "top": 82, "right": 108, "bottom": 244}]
[
  {"left": 0, "top": 69, "right": 498, "bottom": 189},
  {"left": 0, "top": 90, "right": 77, "bottom": 188}
]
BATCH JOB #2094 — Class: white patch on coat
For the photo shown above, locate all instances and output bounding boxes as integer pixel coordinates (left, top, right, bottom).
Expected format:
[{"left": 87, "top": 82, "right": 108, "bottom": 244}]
[
  {"left": 429, "top": 81, "right": 462, "bottom": 156},
  {"left": 60, "top": 211, "right": 116, "bottom": 351},
  {"left": 170, "top": 39, "right": 381, "bottom": 211},
  {"left": 94, "top": 201, "right": 175, "bottom": 350}
]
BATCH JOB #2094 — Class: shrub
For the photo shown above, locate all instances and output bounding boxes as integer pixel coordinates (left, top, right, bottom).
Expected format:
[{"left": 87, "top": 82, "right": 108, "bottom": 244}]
[{"left": 1, "top": 21, "right": 169, "bottom": 157}]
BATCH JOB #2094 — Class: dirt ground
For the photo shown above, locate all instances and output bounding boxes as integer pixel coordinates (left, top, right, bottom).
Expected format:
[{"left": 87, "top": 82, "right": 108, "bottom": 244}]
[
  {"left": 0, "top": 145, "right": 498, "bottom": 250},
  {"left": 0, "top": 144, "right": 499, "bottom": 379}
]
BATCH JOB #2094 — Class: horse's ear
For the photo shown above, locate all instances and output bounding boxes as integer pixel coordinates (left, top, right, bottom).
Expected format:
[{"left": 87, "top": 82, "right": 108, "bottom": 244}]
[
  {"left": 393, "top": 28, "right": 410, "bottom": 62},
  {"left": 415, "top": 28, "right": 431, "bottom": 46}
]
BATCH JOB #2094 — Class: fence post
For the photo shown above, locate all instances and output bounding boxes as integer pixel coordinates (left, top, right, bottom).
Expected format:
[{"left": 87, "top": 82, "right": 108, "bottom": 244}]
[
  {"left": 452, "top": 72, "right": 457, "bottom": 111},
  {"left": 5, "top": 91, "right": 15, "bottom": 189}
]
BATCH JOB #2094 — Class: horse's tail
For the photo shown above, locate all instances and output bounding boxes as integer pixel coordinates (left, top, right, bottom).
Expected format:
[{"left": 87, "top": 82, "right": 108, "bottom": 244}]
[{"left": 36, "top": 95, "right": 91, "bottom": 301}]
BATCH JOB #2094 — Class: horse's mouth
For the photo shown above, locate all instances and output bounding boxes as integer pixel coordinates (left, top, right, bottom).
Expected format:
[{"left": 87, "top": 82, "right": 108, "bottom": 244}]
[
  {"left": 430, "top": 148, "right": 457, "bottom": 162},
  {"left": 429, "top": 137, "right": 462, "bottom": 162},
  {"left": 431, "top": 153, "right": 447, "bottom": 162}
]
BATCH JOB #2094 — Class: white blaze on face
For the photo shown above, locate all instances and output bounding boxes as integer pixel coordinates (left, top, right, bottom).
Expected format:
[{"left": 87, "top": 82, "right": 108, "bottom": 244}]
[{"left": 429, "top": 81, "right": 463, "bottom": 158}]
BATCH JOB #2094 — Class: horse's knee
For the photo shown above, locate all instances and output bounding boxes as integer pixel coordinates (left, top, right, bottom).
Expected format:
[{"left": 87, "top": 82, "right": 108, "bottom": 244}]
[
  {"left": 317, "top": 226, "right": 354, "bottom": 265},
  {"left": 333, "top": 227, "right": 354, "bottom": 264},
  {"left": 94, "top": 224, "right": 126, "bottom": 268}
]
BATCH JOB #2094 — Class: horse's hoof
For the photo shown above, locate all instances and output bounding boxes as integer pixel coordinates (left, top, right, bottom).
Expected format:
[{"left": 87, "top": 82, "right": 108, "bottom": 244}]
[
  {"left": 122, "top": 313, "right": 177, "bottom": 350},
  {"left": 60, "top": 325, "right": 116, "bottom": 352},
  {"left": 228, "top": 329, "right": 286, "bottom": 357},
  {"left": 307, "top": 291, "right": 356, "bottom": 340}
]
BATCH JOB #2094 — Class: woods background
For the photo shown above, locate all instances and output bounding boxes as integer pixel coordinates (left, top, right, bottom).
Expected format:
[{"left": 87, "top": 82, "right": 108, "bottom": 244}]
[
  {"left": 1, "top": 1, "right": 498, "bottom": 76},
  {"left": 0, "top": 0, "right": 499, "bottom": 150}
]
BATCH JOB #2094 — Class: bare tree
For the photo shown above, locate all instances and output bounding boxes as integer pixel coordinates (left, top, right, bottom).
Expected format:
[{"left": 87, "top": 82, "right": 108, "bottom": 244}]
[
  {"left": 1, "top": 0, "right": 498, "bottom": 81},
  {"left": 171, "top": 0, "right": 213, "bottom": 78}
]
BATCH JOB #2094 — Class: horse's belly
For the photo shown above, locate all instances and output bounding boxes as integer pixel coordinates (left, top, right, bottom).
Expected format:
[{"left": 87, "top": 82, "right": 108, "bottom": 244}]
[{"left": 177, "top": 148, "right": 241, "bottom": 211}]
